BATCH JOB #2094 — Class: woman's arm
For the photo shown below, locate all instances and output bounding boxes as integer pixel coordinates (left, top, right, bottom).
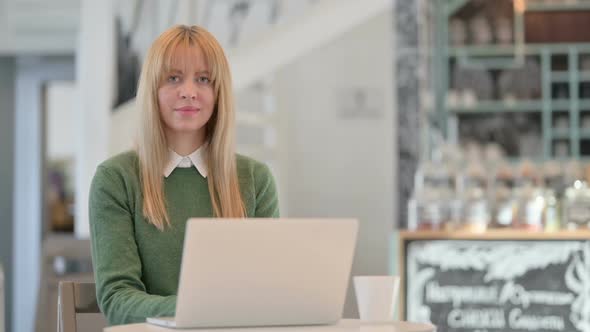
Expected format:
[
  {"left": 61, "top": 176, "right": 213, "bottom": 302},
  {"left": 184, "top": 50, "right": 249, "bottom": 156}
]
[
  {"left": 89, "top": 165, "right": 176, "bottom": 325},
  {"left": 253, "top": 163, "right": 280, "bottom": 218}
]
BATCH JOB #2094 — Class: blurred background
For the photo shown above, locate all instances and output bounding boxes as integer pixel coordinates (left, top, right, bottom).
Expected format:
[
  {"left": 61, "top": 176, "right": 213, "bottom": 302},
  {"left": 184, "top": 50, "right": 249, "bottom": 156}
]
[{"left": 3, "top": 0, "right": 590, "bottom": 331}]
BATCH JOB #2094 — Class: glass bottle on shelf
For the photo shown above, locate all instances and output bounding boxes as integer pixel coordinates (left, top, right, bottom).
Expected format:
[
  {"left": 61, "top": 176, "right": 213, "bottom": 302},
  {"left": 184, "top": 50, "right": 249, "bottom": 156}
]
[
  {"left": 563, "top": 160, "right": 583, "bottom": 192},
  {"left": 562, "top": 181, "right": 590, "bottom": 230},
  {"left": 542, "top": 161, "right": 564, "bottom": 232},
  {"left": 449, "top": 19, "right": 467, "bottom": 46},
  {"left": 514, "top": 160, "right": 545, "bottom": 231},
  {"left": 561, "top": 161, "right": 590, "bottom": 230},
  {"left": 495, "top": 16, "right": 513, "bottom": 45},
  {"left": 409, "top": 161, "right": 454, "bottom": 231},
  {"left": 440, "top": 144, "right": 464, "bottom": 231},
  {"left": 491, "top": 162, "right": 517, "bottom": 228},
  {"left": 544, "top": 190, "right": 560, "bottom": 232},
  {"left": 518, "top": 186, "right": 546, "bottom": 232},
  {"left": 469, "top": 15, "right": 492, "bottom": 45},
  {"left": 413, "top": 190, "right": 445, "bottom": 231},
  {"left": 485, "top": 145, "right": 514, "bottom": 229},
  {"left": 460, "top": 161, "right": 490, "bottom": 233}
]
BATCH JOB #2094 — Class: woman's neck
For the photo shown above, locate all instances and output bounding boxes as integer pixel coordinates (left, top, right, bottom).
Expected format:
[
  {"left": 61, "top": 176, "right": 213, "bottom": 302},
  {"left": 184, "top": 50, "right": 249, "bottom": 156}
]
[{"left": 166, "top": 130, "right": 206, "bottom": 156}]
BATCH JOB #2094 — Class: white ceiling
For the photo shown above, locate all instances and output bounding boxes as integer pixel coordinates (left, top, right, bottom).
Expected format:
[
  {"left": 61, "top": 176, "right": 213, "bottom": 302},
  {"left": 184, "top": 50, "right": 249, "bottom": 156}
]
[{"left": 0, "top": 0, "right": 80, "bottom": 54}]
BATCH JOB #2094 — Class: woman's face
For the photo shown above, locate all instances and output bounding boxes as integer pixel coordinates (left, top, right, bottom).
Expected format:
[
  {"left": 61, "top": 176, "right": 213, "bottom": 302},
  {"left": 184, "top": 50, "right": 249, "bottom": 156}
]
[{"left": 158, "top": 45, "right": 215, "bottom": 138}]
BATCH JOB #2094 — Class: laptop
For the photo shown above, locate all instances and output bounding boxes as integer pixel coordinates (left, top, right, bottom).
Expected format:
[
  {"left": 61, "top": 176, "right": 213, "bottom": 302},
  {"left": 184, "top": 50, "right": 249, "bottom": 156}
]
[{"left": 147, "top": 218, "right": 359, "bottom": 329}]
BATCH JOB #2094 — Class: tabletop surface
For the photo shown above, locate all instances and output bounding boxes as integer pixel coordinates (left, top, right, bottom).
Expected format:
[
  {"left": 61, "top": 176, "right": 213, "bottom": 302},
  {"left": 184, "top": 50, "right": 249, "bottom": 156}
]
[{"left": 104, "top": 319, "right": 436, "bottom": 332}]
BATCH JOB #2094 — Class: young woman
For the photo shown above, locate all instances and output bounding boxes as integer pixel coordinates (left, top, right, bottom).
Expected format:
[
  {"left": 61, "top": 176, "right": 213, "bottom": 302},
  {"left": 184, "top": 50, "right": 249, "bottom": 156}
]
[{"left": 89, "top": 25, "right": 280, "bottom": 326}]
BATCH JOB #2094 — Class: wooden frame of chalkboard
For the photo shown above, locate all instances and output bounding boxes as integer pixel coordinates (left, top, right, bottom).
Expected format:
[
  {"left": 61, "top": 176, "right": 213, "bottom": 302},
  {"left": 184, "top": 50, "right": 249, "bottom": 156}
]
[{"left": 399, "top": 230, "right": 590, "bottom": 332}]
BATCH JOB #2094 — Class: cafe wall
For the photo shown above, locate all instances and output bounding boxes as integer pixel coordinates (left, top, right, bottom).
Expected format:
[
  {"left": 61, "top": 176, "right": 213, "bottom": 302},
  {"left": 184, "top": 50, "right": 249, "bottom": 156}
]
[{"left": 273, "top": 10, "right": 396, "bottom": 317}]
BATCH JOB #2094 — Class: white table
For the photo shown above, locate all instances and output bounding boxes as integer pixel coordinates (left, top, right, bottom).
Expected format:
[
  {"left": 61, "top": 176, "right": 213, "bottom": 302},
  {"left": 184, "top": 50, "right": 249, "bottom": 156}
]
[{"left": 104, "top": 319, "right": 435, "bottom": 332}]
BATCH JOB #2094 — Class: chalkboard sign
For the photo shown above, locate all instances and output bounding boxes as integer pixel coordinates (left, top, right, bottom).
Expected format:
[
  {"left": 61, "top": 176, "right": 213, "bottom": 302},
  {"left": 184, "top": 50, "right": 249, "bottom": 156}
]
[{"left": 404, "top": 239, "right": 590, "bottom": 332}]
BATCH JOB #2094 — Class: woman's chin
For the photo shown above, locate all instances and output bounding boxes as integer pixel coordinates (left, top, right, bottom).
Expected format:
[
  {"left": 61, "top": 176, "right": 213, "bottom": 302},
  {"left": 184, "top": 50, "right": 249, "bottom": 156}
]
[{"left": 168, "top": 125, "right": 206, "bottom": 134}]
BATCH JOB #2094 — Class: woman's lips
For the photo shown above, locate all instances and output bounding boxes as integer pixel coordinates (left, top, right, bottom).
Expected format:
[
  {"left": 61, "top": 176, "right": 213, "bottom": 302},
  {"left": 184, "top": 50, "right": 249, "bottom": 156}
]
[{"left": 175, "top": 106, "right": 200, "bottom": 114}]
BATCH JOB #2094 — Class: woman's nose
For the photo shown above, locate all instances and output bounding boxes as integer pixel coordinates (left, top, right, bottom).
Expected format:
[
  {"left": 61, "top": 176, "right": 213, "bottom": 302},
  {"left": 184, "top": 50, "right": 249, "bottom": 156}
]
[{"left": 179, "top": 82, "right": 197, "bottom": 100}]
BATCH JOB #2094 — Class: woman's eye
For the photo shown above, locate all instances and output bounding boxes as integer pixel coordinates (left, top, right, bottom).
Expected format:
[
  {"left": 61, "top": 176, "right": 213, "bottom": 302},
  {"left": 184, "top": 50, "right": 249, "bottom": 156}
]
[
  {"left": 196, "top": 76, "right": 211, "bottom": 84},
  {"left": 168, "top": 75, "right": 180, "bottom": 83}
]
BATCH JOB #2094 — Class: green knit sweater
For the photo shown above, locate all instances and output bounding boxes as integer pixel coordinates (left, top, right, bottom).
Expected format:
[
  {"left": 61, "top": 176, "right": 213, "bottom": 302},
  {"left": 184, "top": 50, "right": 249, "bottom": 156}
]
[{"left": 89, "top": 150, "right": 279, "bottom": 326}]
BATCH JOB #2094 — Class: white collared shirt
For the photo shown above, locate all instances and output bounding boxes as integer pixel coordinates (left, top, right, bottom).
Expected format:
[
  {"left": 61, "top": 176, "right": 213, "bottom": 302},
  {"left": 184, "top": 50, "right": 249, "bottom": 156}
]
[{"left": 163, "top": 145, "right": 208, "bottom": 178}]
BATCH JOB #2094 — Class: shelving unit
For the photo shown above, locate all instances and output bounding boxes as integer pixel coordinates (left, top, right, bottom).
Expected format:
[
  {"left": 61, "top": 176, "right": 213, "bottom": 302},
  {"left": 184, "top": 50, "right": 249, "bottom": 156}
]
[{"left": 435, "top": 0, "right": 590, "bottom": 159}]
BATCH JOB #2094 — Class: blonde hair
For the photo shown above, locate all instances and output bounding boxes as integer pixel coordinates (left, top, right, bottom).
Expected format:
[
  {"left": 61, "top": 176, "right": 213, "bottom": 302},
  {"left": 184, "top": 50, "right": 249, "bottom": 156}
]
[{"left": 136, "top": 25, "right": 246, "bottom": 230}]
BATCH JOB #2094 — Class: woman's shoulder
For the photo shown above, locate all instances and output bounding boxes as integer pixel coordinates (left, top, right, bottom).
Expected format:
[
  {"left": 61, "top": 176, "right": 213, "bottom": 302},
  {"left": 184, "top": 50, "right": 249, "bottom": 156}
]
[
  {"left": 235, "top": 153, "right": 273, "bottom": 181},
  {"left": 236, "top": 153, "right": 269, "bottom": 172},
  {"left": 90, "top": 150, "right": 140, "bottom": 196},
  {"left": 96, "top": 150, "right": 140, "bottom": 177}
]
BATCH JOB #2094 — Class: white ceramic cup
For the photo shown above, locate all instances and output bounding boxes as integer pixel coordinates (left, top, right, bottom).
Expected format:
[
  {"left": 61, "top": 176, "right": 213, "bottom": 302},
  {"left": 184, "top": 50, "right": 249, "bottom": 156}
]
[{"left": 354, "top": 276, "right": 400, "bottom": 322}]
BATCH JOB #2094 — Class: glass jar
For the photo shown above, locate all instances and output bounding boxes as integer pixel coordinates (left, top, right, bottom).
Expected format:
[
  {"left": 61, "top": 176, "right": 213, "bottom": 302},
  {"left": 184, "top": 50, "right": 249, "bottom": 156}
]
[
  {"left": 414, "top": 190, "right": 446, "bottom": 231},
  {"left": 562, "top": 180, "right": 590, "bottom": 230},
  {"left": 462, "top": 187, "right": 490, "bottom": 233},
  {"left": 491, "top": 163, "right": 517, "bottom": 228},
  {"left": 543, "top": 161, "right": 563, "bottom": 231},
  {"left": 544, "top": 161, "right": 565, "bottom": 195},
  {"left": 516, "top": 186, "right": 545, "bottom": 231},
  {"left": 460, "top": 162, "right": 490, "bottom": 232},
  {"left": 516, "top": 159, "right": 539, "bottom": 188},
  {"left": 494, "top": 188, "right": 518, "bottom": 228},
  {"left": 413, "top": 161, "right": 457, "bottom": 230},
  {"left": 544, "top": 189, "right": 560, "bottom": 232}
]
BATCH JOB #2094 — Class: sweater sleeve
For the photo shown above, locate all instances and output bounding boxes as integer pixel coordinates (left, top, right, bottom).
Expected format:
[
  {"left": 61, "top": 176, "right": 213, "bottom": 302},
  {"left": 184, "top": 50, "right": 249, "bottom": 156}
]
[
  {"left": 89, "top": 165, "right": 176, "bottom": 325},
  {"left": 253, "top": 162, "right": 280, "bottom": 218}
]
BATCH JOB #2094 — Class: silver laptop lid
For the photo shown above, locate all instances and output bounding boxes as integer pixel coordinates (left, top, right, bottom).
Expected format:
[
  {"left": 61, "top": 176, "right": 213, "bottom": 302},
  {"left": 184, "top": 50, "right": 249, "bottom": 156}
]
[{"left": 174, "top": 218, "right": 359, "bottom": 328}]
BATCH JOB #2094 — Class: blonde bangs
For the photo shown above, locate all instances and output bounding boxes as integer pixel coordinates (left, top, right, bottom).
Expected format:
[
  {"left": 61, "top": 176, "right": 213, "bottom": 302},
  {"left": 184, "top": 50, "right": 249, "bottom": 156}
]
[{"left": 158, "top": 29, "right": 222, "bottom": 95}]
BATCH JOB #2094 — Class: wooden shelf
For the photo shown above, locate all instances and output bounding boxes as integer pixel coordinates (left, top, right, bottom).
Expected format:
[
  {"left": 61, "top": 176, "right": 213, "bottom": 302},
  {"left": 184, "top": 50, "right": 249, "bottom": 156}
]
[
  {"left": 399, "top": 229, "right": 590, "bottom": 240},
  {"left": 551, "top": 71, "right": 570, "bottom": 82},
  {"left": 449, "top": 100, "right": 543, "bottom": 113},
  {"left": 448, "top": 99, "right": 585, "bottom": 113},
  {"left": 552, "top": 99, "right": 571, "bottom": 110},
  {"left": 551, "top": 71, "right": 590, "bottom": 82},
  {"left": 448, "top": 44, "right": 590, "bottom": 57},
  {"left": 552, "top": 129, "right": 570, "bottom": 139},
  {"left": 526, "top": 2, "right": 590, "bottom": 12}
]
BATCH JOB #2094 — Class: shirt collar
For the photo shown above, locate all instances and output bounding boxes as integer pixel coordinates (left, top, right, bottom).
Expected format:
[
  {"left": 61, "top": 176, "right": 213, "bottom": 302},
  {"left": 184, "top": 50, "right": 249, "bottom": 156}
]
[{"left": 163, "top": 145, "right": 208, "bottom": 178}]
